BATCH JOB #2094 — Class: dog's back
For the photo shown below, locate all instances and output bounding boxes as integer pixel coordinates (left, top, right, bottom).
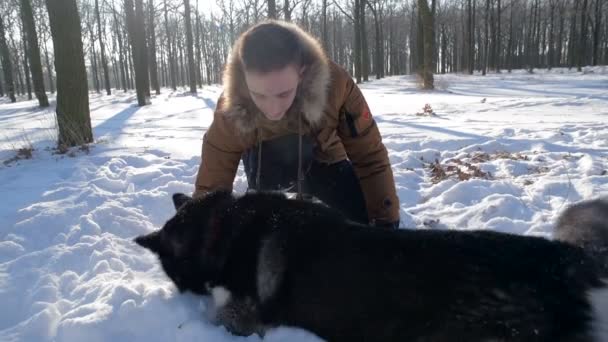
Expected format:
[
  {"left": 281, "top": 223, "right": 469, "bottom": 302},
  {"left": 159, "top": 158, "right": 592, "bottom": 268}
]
[
  {"left": 554, "top": 198, "right": 608, "bottom": 341},
  {"left": 263, "top": 222, "right": 602, "bottom": 341}
]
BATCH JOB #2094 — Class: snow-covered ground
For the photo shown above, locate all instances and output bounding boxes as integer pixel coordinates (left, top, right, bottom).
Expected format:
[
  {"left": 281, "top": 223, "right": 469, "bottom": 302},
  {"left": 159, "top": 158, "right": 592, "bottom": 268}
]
[{"left": 1, "top": 67, "right": 607, "bottom": 341}]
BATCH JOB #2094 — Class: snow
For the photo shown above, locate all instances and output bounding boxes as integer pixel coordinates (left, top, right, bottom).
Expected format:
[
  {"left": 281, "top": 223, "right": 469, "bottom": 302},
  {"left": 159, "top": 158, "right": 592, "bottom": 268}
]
[{"left": 1, "top": 66, "right": 607, "bottom": 341}]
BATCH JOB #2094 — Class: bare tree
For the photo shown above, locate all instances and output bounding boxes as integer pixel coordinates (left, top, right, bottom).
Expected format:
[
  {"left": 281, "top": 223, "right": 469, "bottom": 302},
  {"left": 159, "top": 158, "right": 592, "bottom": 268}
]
[
  {"left": 184, "top": 0, "right": 196, "bottom": 93},
  {"left": 367, "top": 0, "right": 384, "bottom": 79},
  {"left": 482, "top": 0, "right": 489, "bottom": 75},
  {"left": 467, "top": 0, "right": 475, "bottom": 74},
  {"left": 95, "top": 0, "right": 111, "bottom": 95},
  {"left": 322, "top": 0, "right": 328, "bottom": 50},
  {"left": 163, "top": 0, "right": 177, "bottom": 90},
  {"left": 417, "top": 0, "right": 434, "bottom": 89},
  {"left": 0, "top": 16, "right": 16, "bottom": 102},
  {"left": 46, "top": 0, "right": 93, "bottom": 147},
  {"left": 148, "top": 0, "right": 160, "bottom": 94},
  {"left": 578, "top": 0, "right": 588, "bottom": 71},
  {"left": 354, "top": 0, "right": 362, "bottom": 83},
  {"left": 20, "top": 0, "right": 49, "bottom": 106},
  {"left": 268, "top": 0, "right": 277, "bottom": 18},
  {"left": 126, "top": 0, "right": 150, "bottom": 105},
  {"left": 568, "top": 0, "right": 579, "bottom": 68},
  {"left": 111, "top": 4, "right": 129, "bottom": 92},
  {"left": 20, "top": 24, "right": 33, "bottom": 100},
  {"left": 592, "top": 0, "right": 603, "bottom": 65},
  {"left": 361, "top": 0, "right": 369, "bottom": 81}
]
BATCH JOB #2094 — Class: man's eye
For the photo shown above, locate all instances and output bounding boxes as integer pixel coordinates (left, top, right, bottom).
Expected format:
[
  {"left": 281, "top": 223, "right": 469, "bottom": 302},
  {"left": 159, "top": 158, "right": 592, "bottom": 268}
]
[{"left": 278, "top": 92, "right": 291, "bottom": 98}]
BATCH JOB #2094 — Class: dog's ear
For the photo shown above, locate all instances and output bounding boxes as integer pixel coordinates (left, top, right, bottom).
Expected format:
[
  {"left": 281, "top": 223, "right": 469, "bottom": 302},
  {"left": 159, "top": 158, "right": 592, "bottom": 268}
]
[
  {"left": 134, "top": 231, "right": 162, "bottom": 254},
  {"left": 172, "top": 193, "right": 192, "bottom": 211}
]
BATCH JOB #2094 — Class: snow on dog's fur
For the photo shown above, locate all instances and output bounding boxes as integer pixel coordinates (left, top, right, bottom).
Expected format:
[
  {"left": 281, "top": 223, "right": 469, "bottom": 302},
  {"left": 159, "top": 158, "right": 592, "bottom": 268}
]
[{"left": 136, "top": 192, "right": 608, "bottom": 341}]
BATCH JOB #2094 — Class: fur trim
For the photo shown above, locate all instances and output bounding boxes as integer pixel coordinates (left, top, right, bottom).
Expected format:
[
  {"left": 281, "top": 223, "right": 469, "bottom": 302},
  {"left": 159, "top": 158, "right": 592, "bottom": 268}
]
[{"left": 219, "top": 21, "right": 330, "bottom": 134}]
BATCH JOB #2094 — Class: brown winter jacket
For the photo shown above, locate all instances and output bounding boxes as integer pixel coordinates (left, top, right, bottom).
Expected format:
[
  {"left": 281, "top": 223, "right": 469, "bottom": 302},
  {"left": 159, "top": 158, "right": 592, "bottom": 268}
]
[{"left": 193, "top": 21, "right": 399, "bottom": 224}]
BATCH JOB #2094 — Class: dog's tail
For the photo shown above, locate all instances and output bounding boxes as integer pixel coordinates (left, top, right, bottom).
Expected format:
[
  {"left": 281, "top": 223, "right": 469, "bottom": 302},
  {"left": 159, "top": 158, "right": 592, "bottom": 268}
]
[{"left": 554, "top": 198, "right": 608, "bottom": 277}]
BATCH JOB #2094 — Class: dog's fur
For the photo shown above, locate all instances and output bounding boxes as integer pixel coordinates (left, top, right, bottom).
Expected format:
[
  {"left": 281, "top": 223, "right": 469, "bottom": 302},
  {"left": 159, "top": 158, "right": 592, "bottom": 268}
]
[
  {"left": 554, "top": 198, "right": 608, "bottom": 277},
  {"left": 135, "top": 192, "right": 608, "bottom": 341}
]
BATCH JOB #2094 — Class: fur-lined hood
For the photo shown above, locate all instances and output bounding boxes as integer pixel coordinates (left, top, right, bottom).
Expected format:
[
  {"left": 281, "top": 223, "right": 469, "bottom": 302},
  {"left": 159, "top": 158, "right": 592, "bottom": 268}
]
[{"left": 218, "top": 21, "right": 330, "bottom": 135}]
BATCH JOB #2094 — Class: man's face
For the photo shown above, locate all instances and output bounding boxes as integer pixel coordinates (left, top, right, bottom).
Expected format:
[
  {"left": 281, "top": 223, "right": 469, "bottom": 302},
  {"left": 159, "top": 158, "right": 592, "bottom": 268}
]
[{"left": 244, "top": 64, "right": 302, "bottom": 121}]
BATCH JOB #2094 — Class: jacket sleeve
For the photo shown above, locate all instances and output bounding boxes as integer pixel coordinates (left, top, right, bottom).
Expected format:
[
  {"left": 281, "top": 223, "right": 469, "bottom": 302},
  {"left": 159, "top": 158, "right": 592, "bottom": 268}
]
[
  {"left": 193, "top": 96, "right": 247, "bottom": 198},
  {"left": 337, "top": 73, "right": 400, "bottom": 224}
]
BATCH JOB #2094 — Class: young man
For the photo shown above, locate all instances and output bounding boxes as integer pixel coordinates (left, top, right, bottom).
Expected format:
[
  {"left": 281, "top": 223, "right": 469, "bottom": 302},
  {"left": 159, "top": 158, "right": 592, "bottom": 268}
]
[{"left": 193, "top": 20, "right": 400, "bottom": 228}]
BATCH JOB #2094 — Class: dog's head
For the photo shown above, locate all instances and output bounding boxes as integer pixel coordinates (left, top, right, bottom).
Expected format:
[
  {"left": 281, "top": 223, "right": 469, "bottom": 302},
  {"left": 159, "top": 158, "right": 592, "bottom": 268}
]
[{"left": 134, "top": 191, "right": 236, "bottom": 295}]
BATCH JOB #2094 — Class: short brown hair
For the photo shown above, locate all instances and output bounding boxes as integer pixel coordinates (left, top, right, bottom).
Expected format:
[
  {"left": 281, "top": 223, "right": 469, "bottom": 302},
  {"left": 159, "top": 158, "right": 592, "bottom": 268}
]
[{"left": 239, "top": 21, "right": 303, "bottom": 72}]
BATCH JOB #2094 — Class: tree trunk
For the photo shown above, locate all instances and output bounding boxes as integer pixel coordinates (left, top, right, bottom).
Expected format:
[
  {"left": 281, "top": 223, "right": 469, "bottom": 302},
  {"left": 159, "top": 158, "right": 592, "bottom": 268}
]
[
  {"left": 126, "top": 0, "right": 150, "bottom": 106},
  {"left": 20, "top": 0, "right": 49, "bottom": 106},
  {"left": 578, "top": 0, "right": 588, "bottom": 71},
  {"left": 592, "top": 0, "right": 603, "bottom": 65},
  {"left": 361, "top": 0, "right": 369, "bottom": 82},
  {"left": 568, "top": 0, "right": 579, "bottom": 68},
  {"left": 16, "top": 57, "right": 25, "bottom": 96},
  {"left": 283, "top": 0, "right": 291, "bottom": 21},
  {"left": 548, "top": 0, "right": 555, "bottom": 69},
  {"left": 467, "top": 0, "right": 474, "bottom": 74},
  {"left": 195, "top": 6, "right": 202, "bottom": 87},
  {"left": 184, "top": 0, "right": 197, "bottom": 93},
  {"left": 268, "top": 0, "right": 277, "bottom": 19},
  {"left": 22, "top": 33, "right": 33, "bottom": 100},
  {"left": 431, "top": 0, "right": 437, "bottom": 73},
  {"left": 163, "top": 0, "right": 176, "bottom": 90},
  {"left": 483, "top": 0, "right": 489, "bottom": 75},
  {"left": 496, "top": 0, "right": 501, "bottom": 71},
  {"left": 540, "top": 3, "right": 547, "bottom": 68},
  {"left": 94, "top": 0, "right": 111, "bottom": 95},
  {"left": 0, "top": 16, "right": 16, "bottom": 102},
  {"left": 557, "top": 3, "right": 565, "bottom": 66},
  {"left": 526, "top": 0, "right": 533, "bottom": 71},
  {"left": 354, "top": 0, "right": 362, "bottom": 83},
  {"left": 441, "top": 24, "right": 447, "bottom": 74},
  {"left": 178, "top": 37, "right": 185, "bottom": 87},
  {"left": 46, "top": 0, "right": 93, "bottom": 147},
  {"left": 148, "top": 0, "right": 160, "bottom": 94},
  {"left": 322, "top": 0, "right": 328, "bottom": 52},
  {"left": 42, "top": 30, "right": 55, "bottom": 94},
  {"left": 507, "top": 0, "right": 513, "bottom": 72},
  {"left": 112, "top": 8, "right": 128, "bottom": 92},
  {"left": 418, "top": 0, "right": 434, "bottom": 89},
  {"left": 367, "top": 1, "right": 382, "bottom": 79},
  {"left": 89, "top": 27, "right": 101, "bottom": 93},
  {"left": 534, "top": 0, "right": 541, "bottom": 68},
  {"left": 415, "top": 3, "right": 424, "bottom": 73}
]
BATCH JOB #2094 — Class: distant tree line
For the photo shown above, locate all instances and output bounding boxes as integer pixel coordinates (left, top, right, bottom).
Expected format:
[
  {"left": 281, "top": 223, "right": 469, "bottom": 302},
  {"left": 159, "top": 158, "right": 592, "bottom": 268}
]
[{"left": 0, "top": 0, "right": 605, "bottom": 145}]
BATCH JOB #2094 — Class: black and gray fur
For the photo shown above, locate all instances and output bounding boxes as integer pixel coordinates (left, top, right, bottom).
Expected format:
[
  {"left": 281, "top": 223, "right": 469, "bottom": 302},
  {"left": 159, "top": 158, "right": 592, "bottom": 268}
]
[
  {"left": 135, "top": 192, "right": 608, "bottom": 342},
  {"left": 555, "top": 198, "right": 608, "bottom": 277}
]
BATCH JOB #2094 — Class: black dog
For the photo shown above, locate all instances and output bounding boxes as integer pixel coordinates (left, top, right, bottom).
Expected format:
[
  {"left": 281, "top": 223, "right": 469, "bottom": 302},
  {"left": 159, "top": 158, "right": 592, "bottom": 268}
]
[{"left": 135, "top": 191, "right": 608, "bottom": 341}]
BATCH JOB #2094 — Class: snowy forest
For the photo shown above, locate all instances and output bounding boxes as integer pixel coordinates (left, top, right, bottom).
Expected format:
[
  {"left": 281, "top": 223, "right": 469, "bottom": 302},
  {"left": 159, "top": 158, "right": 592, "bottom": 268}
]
[
  {"left": 1, "top": 1, "right": 608, "bottom": 341},
  {"left": 2, "top": 0, "right": 607, "bottom": 104}
]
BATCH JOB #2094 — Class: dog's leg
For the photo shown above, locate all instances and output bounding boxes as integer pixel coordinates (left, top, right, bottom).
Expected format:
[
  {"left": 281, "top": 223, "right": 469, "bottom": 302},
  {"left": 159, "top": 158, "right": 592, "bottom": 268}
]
[
  {"left": 206, "top": 285, "right": 266, "bottom": 337},
  {"left": 590, "top": 280, "right": 608, "bottom": 342}
]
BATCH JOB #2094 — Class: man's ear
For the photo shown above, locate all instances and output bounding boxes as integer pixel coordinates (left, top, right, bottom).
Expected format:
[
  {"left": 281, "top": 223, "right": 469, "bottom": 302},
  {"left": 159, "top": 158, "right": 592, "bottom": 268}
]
[
  {"left": 172, "top": 193, "right": 192, "bottom": 211},
  {"left": 134, "top": 231, "right": 162, "bottom": 254}
]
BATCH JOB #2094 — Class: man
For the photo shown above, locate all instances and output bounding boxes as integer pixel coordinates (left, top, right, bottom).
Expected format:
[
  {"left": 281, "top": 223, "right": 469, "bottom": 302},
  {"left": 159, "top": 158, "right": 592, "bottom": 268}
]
[{"left": 194, "top": 20, "right": 399, "bottom": 228}]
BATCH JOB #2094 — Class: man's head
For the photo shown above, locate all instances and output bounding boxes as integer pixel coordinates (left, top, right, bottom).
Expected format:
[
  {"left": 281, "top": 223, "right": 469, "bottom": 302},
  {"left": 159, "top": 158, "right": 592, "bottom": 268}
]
[{"left": 238, "top": 22, "right": 306, "bottom": 121}]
